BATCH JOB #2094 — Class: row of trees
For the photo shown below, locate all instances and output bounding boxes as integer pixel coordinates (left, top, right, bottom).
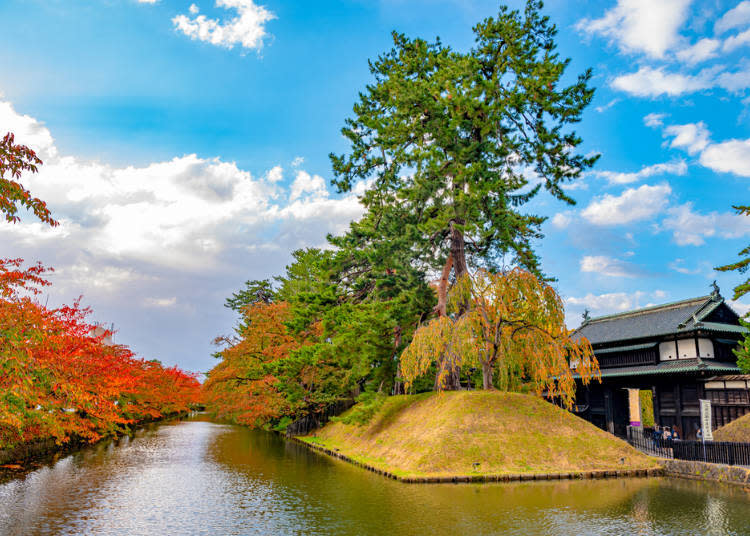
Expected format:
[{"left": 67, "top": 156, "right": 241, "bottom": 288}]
[
  {"left": 204, "top": 1, "right": 600, "bottom": 430},
  {"left": 1, "top": 123, "right": 201, "bottom": 450},
  {"left": 0, "top": 259, "right": 201, "bottom": 449}
]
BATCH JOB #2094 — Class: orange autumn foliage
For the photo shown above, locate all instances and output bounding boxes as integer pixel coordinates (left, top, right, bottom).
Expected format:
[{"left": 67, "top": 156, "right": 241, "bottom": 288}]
[
  {"left": 0, "top": 258, "right": 201, "bottom": 449},
  {"left": 204, "top": 301, "right": 304, "bottom": 427}
]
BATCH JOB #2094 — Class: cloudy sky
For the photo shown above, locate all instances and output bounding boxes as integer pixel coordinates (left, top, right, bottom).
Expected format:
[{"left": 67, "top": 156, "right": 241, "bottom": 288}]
[{"left": 2, "top": 0, "right": 750, "bottom": 374}]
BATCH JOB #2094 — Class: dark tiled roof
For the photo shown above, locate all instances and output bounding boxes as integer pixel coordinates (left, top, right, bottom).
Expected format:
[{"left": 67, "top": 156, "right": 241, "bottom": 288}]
[
  {"left": 577, "top": 359, "right": 740, "bottom": 379},
  {"left": 574, "top": 295, "right": 745, "bottom": 345}
]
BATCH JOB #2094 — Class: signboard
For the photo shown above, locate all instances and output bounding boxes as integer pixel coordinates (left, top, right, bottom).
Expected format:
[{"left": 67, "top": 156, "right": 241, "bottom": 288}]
[
  {"left": 628, "top": 389, "right": 641, "bottom": 427},
  {"left": 699, "top": 399, "right": 713, "bottom": 441}
]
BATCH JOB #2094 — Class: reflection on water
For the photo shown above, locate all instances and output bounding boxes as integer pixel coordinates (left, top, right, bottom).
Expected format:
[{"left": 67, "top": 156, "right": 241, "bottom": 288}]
[{"left": 1, "top": 415, "right": 749, "bottom": 535}]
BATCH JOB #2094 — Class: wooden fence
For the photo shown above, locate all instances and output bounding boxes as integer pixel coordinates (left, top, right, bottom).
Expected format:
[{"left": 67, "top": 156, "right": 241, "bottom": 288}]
[{"left": 626, "top": 427, "right": 750, "bottom": 466}]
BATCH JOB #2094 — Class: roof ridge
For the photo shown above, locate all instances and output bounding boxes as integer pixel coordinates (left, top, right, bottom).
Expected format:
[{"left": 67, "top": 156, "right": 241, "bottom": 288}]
[
  {"left": 680, "top": 296, "right": 723, "bottom": 327},
  {"left": 584, "top": 295, "right": 712, "bottom": 324}
]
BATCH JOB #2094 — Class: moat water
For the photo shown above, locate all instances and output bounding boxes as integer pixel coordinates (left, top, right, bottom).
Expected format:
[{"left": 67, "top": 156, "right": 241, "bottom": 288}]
[{"left": 1, "top": 415, "right": 749, "bottom": 535}]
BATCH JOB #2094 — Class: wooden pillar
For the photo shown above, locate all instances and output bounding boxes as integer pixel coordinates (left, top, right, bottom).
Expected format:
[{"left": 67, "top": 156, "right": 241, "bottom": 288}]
[
  {"left": 604, "top": 387, "right": 614, "bottom": 434},
  {"left": 652, "top": 385, "right": 660, "bottom": 427},
  {"left": 674, "top": 384, "right": 682, "bottom": 432}
]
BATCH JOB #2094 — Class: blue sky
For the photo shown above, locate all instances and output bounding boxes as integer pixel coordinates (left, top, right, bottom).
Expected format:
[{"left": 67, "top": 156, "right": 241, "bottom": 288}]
[{"left": 2, "top": 0, "right": 750, "bottom": 374}]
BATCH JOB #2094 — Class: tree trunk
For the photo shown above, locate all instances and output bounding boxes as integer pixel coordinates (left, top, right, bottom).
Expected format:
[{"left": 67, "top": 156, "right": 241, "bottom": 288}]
[
  {"left": 392, "top": 325, "right": 405, "bottom": 395},
  {"left": 430, "top": 221, "right": 469, "bottom": 392},
  {"left": 449, "top": 220, "right": 468, "bottom": 281},
  {"left": 433, "top": 255, "right": 453, "bottom": 317},
  {"left": 482, "top": 360, "right": 494, "bottom": 390},
  {"left": 437, "top": 220, "right": 468, "bottom": 391}
]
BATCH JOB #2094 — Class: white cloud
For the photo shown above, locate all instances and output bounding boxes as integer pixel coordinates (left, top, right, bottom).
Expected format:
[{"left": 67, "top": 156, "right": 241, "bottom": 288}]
[
  {"left": 658, "top": 119, "right": 750, "bottom": 177},
  {"left": 613, "top": 62, "right": 750, "bottom": 97},
  {"left": 595, "top": 98, "right": 620, "bottom": 113},
  {"left": 189, "top": 3, "right": 200, "bottom": 14},
  {"left": 582, "top": 183, "right": 672, "bottom": 225},
  {"left": 0, "top": 99, "right": 368, "bottom": 372},
  {"left": 729, "top": 300, "right": 750, "bottom": 317},
  {"left": 700, "top": 138, "right": 750, "bottom": 177},
  {"left": 289, "top": 170, "right": 328, "bottom": 202},
  {"left": 722, "top": 28, "right": 750, "bottom": 52},
  {"left": 592, "top": 160, "right": 687, "bottom": 184},
  {"left": 550, "top": 211, "right": 574, "bottom": 229},
  {"left": 675, "top": 38, "right": 721, "bottom": 65},
  {"left": 644, "top": 113, "right": 666, "bottom": 127},
  {"left": 576, "top": 0, "right": 692, "bottom": 58},
  {"left": 715, "top": 1, "right": 750, "bottom": 34},
  {"left": 0, "top": 98, "right": 365, "bottom": 270},
  {"left": 568, "top": 290, "right": 657, "bottom": 313},
  {"left": 611, "top": 66, "right": 714, "bottom": 97},
  {"left": 265, "top": 165, "right": 283, "bottom": 183},
  {"left": 663, "top": 122, "right": 711, "bottom": 155},
  {"left": 173, "top": 0, "right": 275, "bottom": 51},
  {"left": 144, "top": 297, "right": 178, "bottom": 308},
  {"left": 714, "top": 63, "right": 750, "bottom": 92},
  {"left": 668, "top": 258, "right": 716, "bottom": 277},
  {"left": 662, "top": 203, "right": 750, "bottom": 245},
  {"left": 580, "top": 255, "right": 638, "bottom": 278}
]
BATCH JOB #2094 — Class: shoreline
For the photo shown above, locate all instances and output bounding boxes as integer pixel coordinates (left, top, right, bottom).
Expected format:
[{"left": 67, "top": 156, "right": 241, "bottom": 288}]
[
  {"left": 295, "top": 435, "right": 750, "bottom": 487},
  {"left": 0, "top": 411, "right": 194, "bottom": 477},
  {"left": 294, "top": 436, "right": 663, "bottom": 483}
]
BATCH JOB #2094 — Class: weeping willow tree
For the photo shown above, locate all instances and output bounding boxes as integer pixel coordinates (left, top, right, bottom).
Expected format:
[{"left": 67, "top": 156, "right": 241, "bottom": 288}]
[{"left": 400, "top": 268, "right": 599, "bottom": 408}]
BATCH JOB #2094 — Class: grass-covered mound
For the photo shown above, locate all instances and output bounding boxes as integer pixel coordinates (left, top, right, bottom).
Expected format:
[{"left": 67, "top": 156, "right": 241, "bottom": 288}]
[
  {"left": 714, "top": 413, "right": 750, "bottom": 442},
  {"left": 300, "top": 391, "right": 658, "bottom": 478}
]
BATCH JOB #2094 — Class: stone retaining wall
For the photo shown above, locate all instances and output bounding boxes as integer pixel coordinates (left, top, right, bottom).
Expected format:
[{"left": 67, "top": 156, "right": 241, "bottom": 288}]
[
  {"left": 295, "top": 438, "right": 663, "bottom": 484},
  {"left": 662, "top": 459, "right": 750, "bottom": 486}
]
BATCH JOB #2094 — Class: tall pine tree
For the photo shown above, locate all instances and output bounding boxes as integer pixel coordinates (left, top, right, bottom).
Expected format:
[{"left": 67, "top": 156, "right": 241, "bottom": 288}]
[{"left": 331, "top": 0, "right": 597, "bottom": 388}]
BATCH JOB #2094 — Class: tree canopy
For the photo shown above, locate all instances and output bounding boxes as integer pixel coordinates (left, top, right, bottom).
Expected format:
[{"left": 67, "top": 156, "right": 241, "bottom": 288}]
[
  {"left": 205, "top": 1, "right": 600, "bottom": 428},
  {"left": 0, "top": 258, "right": 200, "bottom": 449},
  {"left": 330, "top": 0, "right": 595, "bottom": 388},
  {"left": 0, "top": 132, "right": 57, "bottom": 226}
]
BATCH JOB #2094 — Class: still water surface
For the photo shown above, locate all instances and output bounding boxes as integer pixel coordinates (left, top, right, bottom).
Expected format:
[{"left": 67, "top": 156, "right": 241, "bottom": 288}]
[{"left": 1, "top": 415, "right": 750, "bottom": 535}]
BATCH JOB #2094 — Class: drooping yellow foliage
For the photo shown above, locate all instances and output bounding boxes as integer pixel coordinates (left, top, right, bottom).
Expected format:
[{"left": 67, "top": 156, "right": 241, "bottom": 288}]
[{"left": 400, "top": 268, "right": 599, "bottom": 408}]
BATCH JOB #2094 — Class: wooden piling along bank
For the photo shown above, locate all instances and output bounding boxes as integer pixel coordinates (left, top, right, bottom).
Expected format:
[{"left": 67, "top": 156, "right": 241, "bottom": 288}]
[{"left": 293, "top": 437, "right": 663, "bottom": 484}]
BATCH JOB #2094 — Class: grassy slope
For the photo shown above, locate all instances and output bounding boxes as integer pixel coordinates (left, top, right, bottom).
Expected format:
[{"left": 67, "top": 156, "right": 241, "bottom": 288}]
[
  {"left": 714, "top": 412, "right": 750, "bottom": 442},
  {"left": 301, "top": 391, "right": 658, "bottom": 478}
]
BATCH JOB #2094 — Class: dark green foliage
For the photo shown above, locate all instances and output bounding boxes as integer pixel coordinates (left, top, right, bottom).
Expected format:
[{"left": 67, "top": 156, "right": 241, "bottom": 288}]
[
  {"left": 211, "top": 1, "right": 597, "bottom": 425},
  {"left": 732, "top": 320, "right": 750, "bottom": 374},
  {"left": 716, "top": 205, "right": 750, "bottom": 373},
  {"left": 225, "top": 279, "right": 274, "bottom": 312},
  {"left": 271, "top": 416, "right": 293, "bottom": 433},
  {"left": 330, "top": 0, "right": 597, "bottom": 278},
  {"left": 716, "top": 205, "right": 750, "bottom": 301}
]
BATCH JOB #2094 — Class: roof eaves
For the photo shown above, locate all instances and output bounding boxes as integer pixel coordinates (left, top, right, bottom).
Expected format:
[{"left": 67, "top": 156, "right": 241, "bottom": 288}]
[
  {"left": 594, "top": 342, "right": 658, "bottom": 355},
  {"left": 694, "top": 322, "right": 749, "bottom": 334},
  {"left": 598, "top": 362, "right": 739, "bottom": 378}
]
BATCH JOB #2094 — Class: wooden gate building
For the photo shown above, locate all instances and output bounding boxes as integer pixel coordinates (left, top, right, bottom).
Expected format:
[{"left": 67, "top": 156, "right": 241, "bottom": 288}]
[{"left": 571, "top": 286, "right": 749, "bottom": 439}]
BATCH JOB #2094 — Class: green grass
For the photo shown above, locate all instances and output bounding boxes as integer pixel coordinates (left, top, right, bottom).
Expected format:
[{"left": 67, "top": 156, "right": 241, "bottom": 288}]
[{"left": 300, "top": 391, "right": 658, "bottom": 478}]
